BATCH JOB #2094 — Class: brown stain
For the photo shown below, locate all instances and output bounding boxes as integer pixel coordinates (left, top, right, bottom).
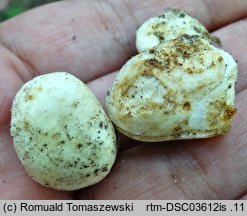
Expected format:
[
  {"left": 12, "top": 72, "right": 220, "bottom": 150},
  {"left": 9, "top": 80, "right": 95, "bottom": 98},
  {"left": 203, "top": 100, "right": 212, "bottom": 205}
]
[
  {"left": 149, "top": 123, "right": 160, "bottom": 131},
  {"left": 139, "top": 101, "right": 164, "bottom": 113},
  {"left": 24, "top": 85, "right": 43, "bottom": 102},
  {"left": 173, "top": 126, "right": 182, "bottom": 136},
  {"left": 116, "top": 111, "right": 132, "bottom": 123},
  {"left": 224, "top": 105, "right": 237, "bottom": 120},
  {"left": 189, "top": 82, "right": 211, "bottom": 95},
  {"left": 117, "top": 75, "right": 135, "bottom": 97},
  {"left": 144, "top": 58, "right": 163, "bottom": 70},
  {"left": 37, "top": 86, "right": 43, "bottom": 92},
  {"left": 218, "top": 56, "right": 223, "bottom": 62},
  {"left": 207, "top": 99, "right": 226, "bottom": 127},
  {"left": 25, "top": 94, "right": 33, "bottom": 101},
  {"left": 206, "top": 96, "right": 236, "bottom": 133},
  {"left": 52, "top": 133, "right": 61, "bottom": 139},
  {"left": 115, "top": 58, "right": 163, "bottom": 98},
  {"left": 185, "top": 67, "right": 204, "bottom": 74},
  {"left": 182, "top": 119, "right": 189, "bottom": 126}
]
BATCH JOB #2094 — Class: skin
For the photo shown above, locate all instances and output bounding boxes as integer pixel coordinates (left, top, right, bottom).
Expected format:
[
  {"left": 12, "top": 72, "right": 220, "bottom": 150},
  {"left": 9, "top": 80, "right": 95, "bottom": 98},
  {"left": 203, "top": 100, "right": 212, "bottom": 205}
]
[{"left": 0, "top": 0, "right": 247, "bottom": 199}]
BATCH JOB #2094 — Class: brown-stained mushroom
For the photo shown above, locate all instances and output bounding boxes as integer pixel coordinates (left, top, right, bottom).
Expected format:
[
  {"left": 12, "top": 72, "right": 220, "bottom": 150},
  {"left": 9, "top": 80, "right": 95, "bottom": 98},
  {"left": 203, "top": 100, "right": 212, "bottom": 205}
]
[{"left": 106, "top": 35, "right": 237, "bottom": 142}]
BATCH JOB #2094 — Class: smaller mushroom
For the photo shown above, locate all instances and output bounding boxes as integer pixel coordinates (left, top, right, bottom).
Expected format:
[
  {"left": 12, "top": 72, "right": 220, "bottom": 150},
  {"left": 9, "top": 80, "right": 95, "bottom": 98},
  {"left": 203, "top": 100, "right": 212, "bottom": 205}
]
[{"left": 136, "top": 8, "right": 220, "bottom": 53}]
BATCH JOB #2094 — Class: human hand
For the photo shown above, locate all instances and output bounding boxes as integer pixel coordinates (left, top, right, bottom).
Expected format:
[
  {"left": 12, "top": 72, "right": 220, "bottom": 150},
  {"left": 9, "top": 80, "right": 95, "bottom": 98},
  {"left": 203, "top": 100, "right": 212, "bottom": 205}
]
[{"left": 0, "top": 0, "right": 247, "bottom": 199}]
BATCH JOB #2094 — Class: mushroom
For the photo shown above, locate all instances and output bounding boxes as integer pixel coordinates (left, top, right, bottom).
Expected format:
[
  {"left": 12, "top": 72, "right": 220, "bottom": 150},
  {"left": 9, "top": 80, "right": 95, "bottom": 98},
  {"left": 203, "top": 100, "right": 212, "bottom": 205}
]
[
  {"left": 136, "top": 8, "right": 220, "bottom": 53},
  {"left": 11, "top": 72, "right": 117, "bottom": 190},
  {"left": 106, "top": 35, "right": 237, "bottom": 141}
]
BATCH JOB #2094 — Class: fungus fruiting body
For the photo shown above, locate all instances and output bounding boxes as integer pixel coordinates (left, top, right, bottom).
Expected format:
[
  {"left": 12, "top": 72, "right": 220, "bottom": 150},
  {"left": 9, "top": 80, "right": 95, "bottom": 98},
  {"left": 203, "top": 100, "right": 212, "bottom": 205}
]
[
  {"left": 106, "top": 9, "right": 237, "bottom": 142},
  {"left": 136, "top": 8, "right": 221, "bottom": 52},
  {"left": 11, "top": 72, "right": 117, "bottom": 190}
]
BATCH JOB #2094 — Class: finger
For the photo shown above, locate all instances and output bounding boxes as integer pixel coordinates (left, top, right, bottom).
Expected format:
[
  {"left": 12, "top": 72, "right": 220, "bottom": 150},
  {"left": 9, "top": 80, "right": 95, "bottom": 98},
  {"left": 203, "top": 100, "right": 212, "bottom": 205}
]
[
  {"left": 0, "top": 45, "right": 28, "bottom": 126},
  {"left": 77, "top": 89, "right": 247, "bottom": 199},
  {"left": 0, "top": 0, "right": 247, "bottom": 82},
  {"left": 183, "top": 0, "right": 247, "bottom": 30},
  {"left": 0, "top": 45, "right": 74, "bottom": 199},
  {"left": 212, "top": 18, "right": 247, "bottom": 93}
]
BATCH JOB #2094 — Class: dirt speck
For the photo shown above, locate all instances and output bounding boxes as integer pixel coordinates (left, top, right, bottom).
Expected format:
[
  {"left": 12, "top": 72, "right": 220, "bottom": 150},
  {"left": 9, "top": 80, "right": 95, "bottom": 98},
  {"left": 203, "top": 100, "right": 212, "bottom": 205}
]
[{"left": 183, "top": 101, "right": 191, "bottom": 111}]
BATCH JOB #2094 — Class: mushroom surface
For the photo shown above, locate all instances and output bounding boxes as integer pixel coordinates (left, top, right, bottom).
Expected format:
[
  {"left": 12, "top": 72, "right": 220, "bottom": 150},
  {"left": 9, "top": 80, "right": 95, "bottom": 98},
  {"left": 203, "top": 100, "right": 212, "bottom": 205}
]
[{"left": 11, "top": 72, "right": 117, "bottom": 190}]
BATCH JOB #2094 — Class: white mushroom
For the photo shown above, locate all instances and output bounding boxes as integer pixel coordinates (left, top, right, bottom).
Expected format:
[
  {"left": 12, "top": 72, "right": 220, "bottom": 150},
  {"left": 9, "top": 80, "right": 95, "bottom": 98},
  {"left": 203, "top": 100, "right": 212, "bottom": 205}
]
[
  {"left": 136, "top": 8, "right": 220, "bottom": 53},
  {"left": 11, "top": 72, "right": 117, "bottom": 190},
  {"left": 106, "top": 35, "right": 237, "bottom": 142}
]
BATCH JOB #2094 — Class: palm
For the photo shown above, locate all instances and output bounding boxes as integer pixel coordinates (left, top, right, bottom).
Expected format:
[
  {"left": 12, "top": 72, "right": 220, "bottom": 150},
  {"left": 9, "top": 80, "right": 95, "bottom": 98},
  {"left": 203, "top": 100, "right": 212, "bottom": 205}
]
[{"left": 1, "top": 0, "right": 247, "bottom": 199}]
